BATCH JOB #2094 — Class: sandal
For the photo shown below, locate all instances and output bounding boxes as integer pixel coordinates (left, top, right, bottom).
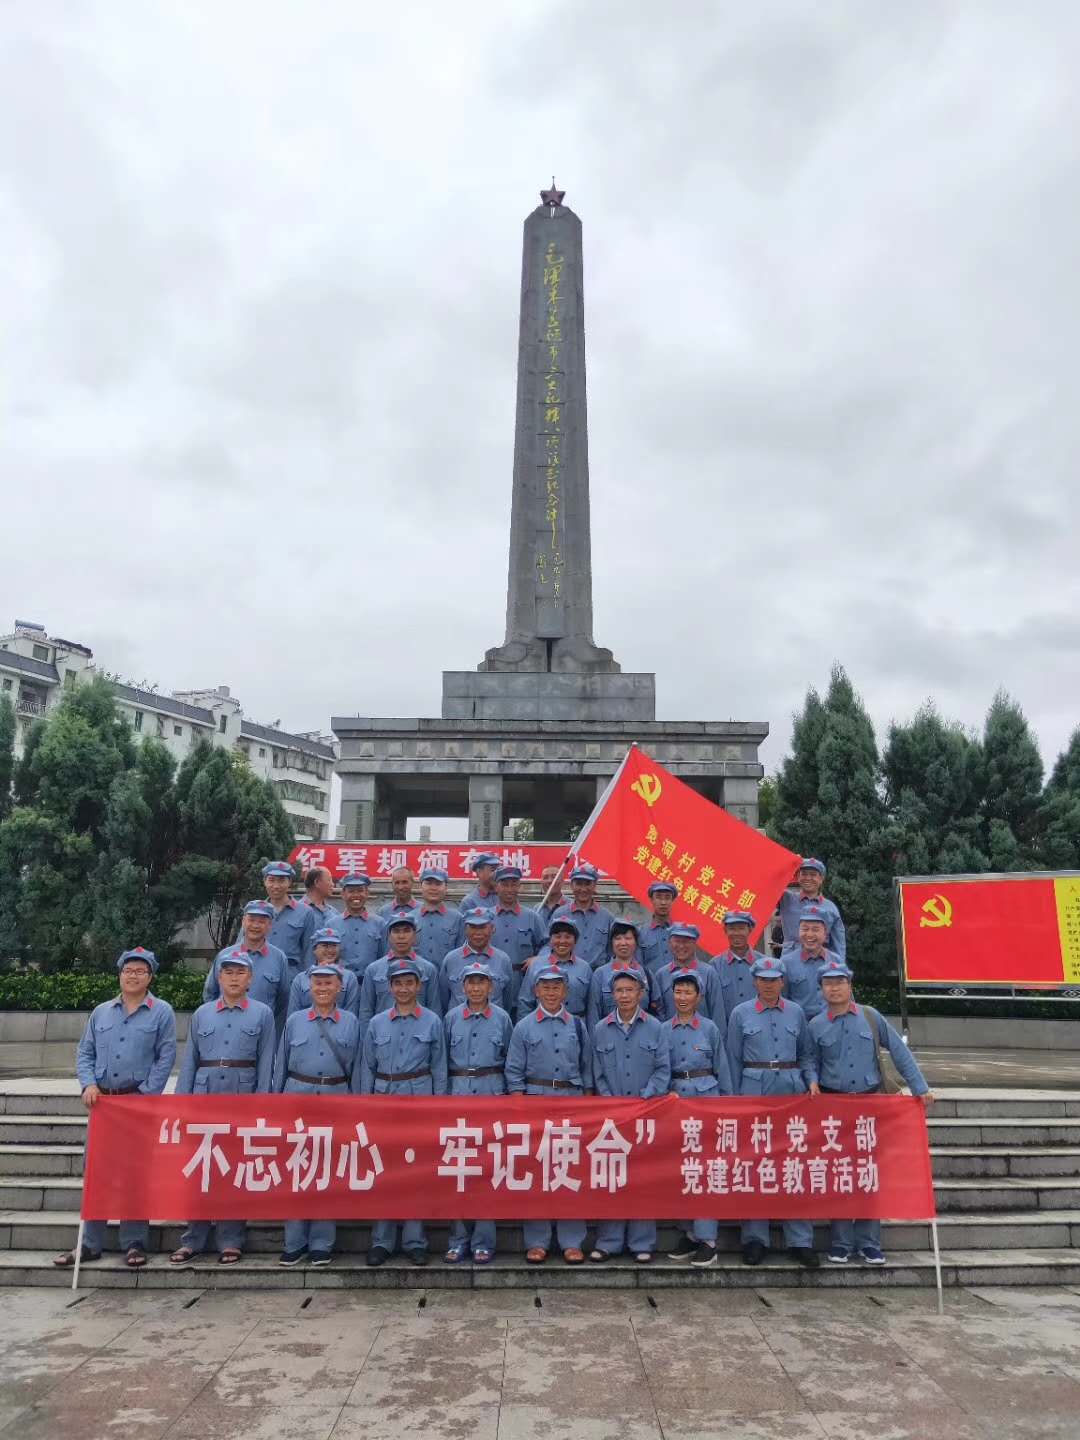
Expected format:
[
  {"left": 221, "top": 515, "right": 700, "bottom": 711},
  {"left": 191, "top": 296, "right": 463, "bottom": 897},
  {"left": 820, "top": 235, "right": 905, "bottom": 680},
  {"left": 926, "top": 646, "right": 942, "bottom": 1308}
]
[
  {"left": 562, "top": 1248, "right": 585, "bottom": 1265},
  {"left": 125, "top": 1246, "right": 148, "bottom": 1269},
  {"left": 588, "top": 1249, "right": 612, "bottom": 1263},
  {"left": 525, "top": 1247, "right": 548, "bottom": 1264},
  {"left": 52, "top": 1247, "right": 101, "bottom": 1268},
  {"left": 218, "top": 1249, "right": 242, "bottom": 1265},
  {"left": 634, "top": 1252, "right": 654, "bottom": 1264},
  {"left": 472, "top": 1249, "right": 493, "bottom": 1265},
  {"left": 444, "top": 1248, "right": 467, "bottom": 1264},
  {"left": 169, "top": 1247, "right": 198, "bottom": 1265}
]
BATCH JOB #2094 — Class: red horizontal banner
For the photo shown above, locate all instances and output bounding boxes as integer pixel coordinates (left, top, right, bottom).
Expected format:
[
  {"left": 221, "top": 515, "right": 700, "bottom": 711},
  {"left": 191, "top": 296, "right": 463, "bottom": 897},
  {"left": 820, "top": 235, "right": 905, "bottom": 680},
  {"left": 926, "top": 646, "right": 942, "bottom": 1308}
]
[
  {"left": 289, "top": 842, "right": 575, "bottom": 883},
  {"left": 82, "top": 1095, "right": 934, "bottom": 1222},
  {"left": 899, "top": 874, "right": 1080, "bottom": 987}
]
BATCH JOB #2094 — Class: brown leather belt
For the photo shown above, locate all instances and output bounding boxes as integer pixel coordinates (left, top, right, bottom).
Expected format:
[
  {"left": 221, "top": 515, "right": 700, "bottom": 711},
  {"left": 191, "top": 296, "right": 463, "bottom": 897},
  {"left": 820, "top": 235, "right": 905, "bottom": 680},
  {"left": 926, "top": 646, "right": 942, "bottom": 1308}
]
[
  {"left": 374, "top": 1068, "right": 431, "bottom": 1082},
  {"left": 525, "top": 1076, "right": 579, "bottom": 1090},
  {"left": 288, "top": 1069, "right": 347, "bottom": 1085},
  {"left": 197, "top": 1059, "right": 256, "bottom": 1069},
  {"left": 672, "top": 1067, "right": 713, "bottom": 1079},
  {"left": 744, "top": 1061, "right": 799, "bottom": 1070},
  {"left": 449, "top": 1066, "right": 503, "bottom": 1077},
  {"left": 821, "top": 1084, "right": 880, "bottom": 1094},
  {"left": 98, "top": 1083, "right": 139, "bottom": 1095}
]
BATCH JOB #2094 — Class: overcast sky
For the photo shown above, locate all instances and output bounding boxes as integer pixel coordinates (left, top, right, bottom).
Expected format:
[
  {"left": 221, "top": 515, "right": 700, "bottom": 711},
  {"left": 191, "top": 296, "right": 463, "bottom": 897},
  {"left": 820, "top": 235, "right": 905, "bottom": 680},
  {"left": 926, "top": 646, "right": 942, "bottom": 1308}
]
[{"left": 5, "top": 2, "right": 1080, "bottom": 804}]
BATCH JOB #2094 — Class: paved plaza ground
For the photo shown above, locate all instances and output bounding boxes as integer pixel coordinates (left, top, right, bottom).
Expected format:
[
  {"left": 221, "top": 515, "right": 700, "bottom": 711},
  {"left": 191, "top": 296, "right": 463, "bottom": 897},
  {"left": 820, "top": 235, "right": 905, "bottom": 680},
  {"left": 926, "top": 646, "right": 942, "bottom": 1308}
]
[{"left": 3, "top": 1283, "right": 1080, "bottom": 1439}]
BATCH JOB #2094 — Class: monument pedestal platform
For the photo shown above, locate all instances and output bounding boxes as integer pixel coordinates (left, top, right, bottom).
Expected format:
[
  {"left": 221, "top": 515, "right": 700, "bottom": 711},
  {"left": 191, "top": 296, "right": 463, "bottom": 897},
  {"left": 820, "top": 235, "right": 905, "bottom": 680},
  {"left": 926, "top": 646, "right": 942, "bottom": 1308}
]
[{"left": 334, "top": 715, "right": 767, "bottom": 841}]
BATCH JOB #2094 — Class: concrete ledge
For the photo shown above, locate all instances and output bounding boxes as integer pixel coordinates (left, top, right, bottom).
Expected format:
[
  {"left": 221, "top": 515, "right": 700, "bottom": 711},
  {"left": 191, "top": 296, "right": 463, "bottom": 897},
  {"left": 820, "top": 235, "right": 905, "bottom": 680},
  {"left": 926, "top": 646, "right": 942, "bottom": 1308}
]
[
  {"left": 0, "top": 1011, "right": 192, "bottom": 1045},
  {"left": 903, "top": 1016, "right": 1080, "bottom": 1049}
]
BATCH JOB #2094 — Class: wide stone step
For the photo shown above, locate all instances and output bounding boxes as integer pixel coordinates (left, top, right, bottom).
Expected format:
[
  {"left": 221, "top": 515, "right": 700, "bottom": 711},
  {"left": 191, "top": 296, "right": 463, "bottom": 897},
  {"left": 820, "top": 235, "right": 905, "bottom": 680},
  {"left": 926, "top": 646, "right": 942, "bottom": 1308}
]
[
  {"left": 7, "top": 1208, "right": 1080, "bottom": 1253},
  {"left": 0, "top": 1115, "right": 86, "bottom": 1144},
  {"left": 4, "top": 1245, "right": 1080, "bottom": 1290},
  {"left": 929, "top": 1146, "right": 1080, "bottom": 1178},
  {"left": 0, "top": 1144, "right": 84, "bottom": 1176},
  {"left": 926, "top": 1117, "right": 1080, "bottom": 1146},
  {"left": 932, "top": 1177, "right": 1080, "bottom": 1211}
]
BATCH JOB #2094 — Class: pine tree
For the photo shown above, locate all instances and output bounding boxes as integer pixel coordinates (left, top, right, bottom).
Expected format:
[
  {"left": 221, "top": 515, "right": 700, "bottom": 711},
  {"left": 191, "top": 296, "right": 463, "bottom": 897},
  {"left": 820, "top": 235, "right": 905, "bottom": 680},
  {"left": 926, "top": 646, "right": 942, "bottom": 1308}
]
[
  {"left": 979, "top": 691, "right": 1043, "bottom": 863},
  {"left": 770, "top": 667, "right": 893, "bottom": 979},
  {"left": 881, "top": 704, "right": 988, "bottom": 875}
]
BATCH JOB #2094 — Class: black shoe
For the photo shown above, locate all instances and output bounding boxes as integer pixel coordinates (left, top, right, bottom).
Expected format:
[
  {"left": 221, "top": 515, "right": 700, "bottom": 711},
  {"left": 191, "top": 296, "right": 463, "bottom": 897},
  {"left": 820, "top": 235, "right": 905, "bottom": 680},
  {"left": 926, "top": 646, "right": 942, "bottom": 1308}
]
[
  {"left": 690, "top": 1243, "right": 718, "bottom": 1268},
  {"left": 405, "top": 1247, "right": 429, "bottom": 1266},
  {"left": 308, "top": 1251, "right": 332, "bottom": 1267},
  {"left": 789, "top": 1247, "right": 820, "bottom": 1269},
  {"left": 279, "top": 1249, "right": 307, "bottom": 1267},
  {"left": 667, "top": 1235, "right": 697, "bottom": 1263},
  {"left": 366, "top": 1246, "right": 391, "bottom": 1268},
  {"left": 741, "top": 1240, "right": 766, "bottom": 1266}
]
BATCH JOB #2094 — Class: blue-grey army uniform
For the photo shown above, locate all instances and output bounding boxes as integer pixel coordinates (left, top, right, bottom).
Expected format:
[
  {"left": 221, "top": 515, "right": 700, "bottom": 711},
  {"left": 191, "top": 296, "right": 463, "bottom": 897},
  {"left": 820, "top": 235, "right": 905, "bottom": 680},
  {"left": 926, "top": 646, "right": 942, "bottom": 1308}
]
[
  {"left": 334, "top": 874, "right": 387, "bottom": 976},
  {"left": 459, "top": 852, "right": 500, "bottom": 913},
  {"left": 781, "top": 940, "right": 839, "bottom": 1021},
  {"left": 587, "top": 957, "right": 652, "bottom": 1029},
  {"left": 653, "top": 954, "right": 726, "bottom": 1029},
  {"left": 516, "top": 931, "right": 592, "bottom": 1021},
  {"left": 506, "top": 970, "right": 592, "bottom": 1258},
  {"left": 357, "top": 947, "right": 442, "bottom": 1031},
  {"left": 638, "top": 881, "right": 678, "bottom": 974},
  {"left": 727, "top": 956, "right": 818, "bottom": 1254},
  {"left": 808, "top": 958, "right": 931, "bottom": 1262},
  {"left": 273, "top": 973, "right": 364, "bottom": 1262},
  {"left": 591, "top": 994, "right": 671, "bottom": 1258},
  {"left": 360, "top": 958, "right": 449, "bottom": 1260},
  {"left": 443, "top": 962, "right": 514, "bottom": 1261},
  {"left": 176, "top": 965, "right": 276, "bottom": 1258},
  {"left": 714, "top": 911, "right": 763, "bottom": 1020},
  {"left": 664, "top": 971, "right": 732, "bottom": 1252},
  {"left": 414, "top": 869, "right": 466, "bottom": 962},
  {"left": 260, "top": 863, "right": 318, "bottom": 982},
  {"left": 550, "top": 867, "right": 617, "bottom": 968},
  {"left": 378, "top": 894, "right": 420, "bottom": 920},
  {"left": 301, "top": 898, "right": 341, "bottom": 962},
  {"left": 289, "top": 963, "right": 361, "bottom": 1019},
  {"left": 441, "top": 939, "right": 514, "bottom": 1012},
  {"left": 76, "top": 948, "right": 177, "bottom": 1258},
  {"left": 204, "top": 922, "right": 291, "bottom": 1032},
  {"left": 778, "top": 858, "right": 846, "bottom": 960},
  {"left": 489, "top": 872, "right": 547, "bottom": 1010}
]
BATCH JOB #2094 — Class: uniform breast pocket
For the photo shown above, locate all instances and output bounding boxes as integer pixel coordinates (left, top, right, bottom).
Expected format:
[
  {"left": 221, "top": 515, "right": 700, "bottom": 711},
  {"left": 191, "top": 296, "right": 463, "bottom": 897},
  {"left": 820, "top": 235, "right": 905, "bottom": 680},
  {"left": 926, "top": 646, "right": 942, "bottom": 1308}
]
[
  {"left": 241, "top": 1022, "right": 264, "bottom": 1042},
  {"left": 594, "top": 1035, "right": 615, "bottom": 1059},
  {"left": 196, "top": 1020, "right": 217, "bottom": 1040},
  {"left": 740, "top": 1020, "right": 764, "bottom": 1043}
]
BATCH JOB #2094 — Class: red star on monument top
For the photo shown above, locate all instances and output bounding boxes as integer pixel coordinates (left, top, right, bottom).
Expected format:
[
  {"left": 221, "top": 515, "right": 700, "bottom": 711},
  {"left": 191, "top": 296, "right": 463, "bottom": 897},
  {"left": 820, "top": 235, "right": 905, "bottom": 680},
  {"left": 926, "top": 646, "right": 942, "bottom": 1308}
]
[{"left": 540, "top": 177, "right": 565, "bottom": 207}]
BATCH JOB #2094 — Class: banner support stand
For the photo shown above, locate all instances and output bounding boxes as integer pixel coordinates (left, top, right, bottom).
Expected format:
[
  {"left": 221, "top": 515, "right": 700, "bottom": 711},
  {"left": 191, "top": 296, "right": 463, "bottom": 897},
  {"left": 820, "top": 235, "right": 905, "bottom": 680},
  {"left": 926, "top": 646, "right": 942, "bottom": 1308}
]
[
  {"left": 930, "top": 1216, "right": 944, "bottom": 1315},
  {"left": 71, "top": 1218, "right": 86, "bottom": 1292}
]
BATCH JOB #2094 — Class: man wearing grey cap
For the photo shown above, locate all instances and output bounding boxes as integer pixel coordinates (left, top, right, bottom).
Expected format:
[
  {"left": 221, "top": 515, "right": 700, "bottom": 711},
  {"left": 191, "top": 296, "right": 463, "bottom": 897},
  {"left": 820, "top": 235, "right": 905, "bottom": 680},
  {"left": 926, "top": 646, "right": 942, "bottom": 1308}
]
[{"left": 205, "top": 900, "right": 291, "bottom": 1031}]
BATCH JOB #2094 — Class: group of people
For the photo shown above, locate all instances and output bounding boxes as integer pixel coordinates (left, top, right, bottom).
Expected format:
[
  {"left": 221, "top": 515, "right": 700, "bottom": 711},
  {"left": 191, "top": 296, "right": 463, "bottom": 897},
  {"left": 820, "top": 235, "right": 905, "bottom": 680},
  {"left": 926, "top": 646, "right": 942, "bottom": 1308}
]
[{"left": 56, "top": 853, "right": 932, "bottom": 1273}]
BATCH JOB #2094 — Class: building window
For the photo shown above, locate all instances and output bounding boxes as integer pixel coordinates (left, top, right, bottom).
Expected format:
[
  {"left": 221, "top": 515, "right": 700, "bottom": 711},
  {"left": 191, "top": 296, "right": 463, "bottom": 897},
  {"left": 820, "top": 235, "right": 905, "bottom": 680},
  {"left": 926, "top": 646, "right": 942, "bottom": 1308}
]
[
  {"left": 63, "top": 670, "right": 76, "bottom": 687},
  {"left": 32, "top": 644, "right": 49, "bottom": 662},
  {"left": 173, "top": 724, "right": 183, "bottom": 737},
  {"left": 1, "top": 678, "right": 10, "bottom": 692},
  {"left": 134, "top": 711, "right": 143, "bottom": 732},
  {"left": 259, "top": 747, "right": 266, "bottom": 758},
  {"left": 156, "top": 715, "right": 166, "bottom": 737},
  {"left": 219, "top": 715, "right": 227, "bottom": 734}
]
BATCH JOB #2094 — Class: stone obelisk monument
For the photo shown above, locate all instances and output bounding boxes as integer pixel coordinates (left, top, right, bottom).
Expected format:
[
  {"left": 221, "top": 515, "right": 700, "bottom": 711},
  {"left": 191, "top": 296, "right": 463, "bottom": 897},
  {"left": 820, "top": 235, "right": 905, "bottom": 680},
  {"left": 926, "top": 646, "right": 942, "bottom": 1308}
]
[
  {"left": 443, "top": 183, "right": 656, "bottom": 723},
  {"left": 334, "top": 186, "right": 767, "bottom": 842}
]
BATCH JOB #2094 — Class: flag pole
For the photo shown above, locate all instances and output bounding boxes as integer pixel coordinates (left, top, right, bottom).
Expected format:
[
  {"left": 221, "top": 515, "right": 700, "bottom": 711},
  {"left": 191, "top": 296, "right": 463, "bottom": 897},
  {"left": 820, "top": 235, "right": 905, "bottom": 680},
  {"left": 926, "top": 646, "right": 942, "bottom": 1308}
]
[{"left": 538, "top": 744, "right": 636, "bottom": 912}]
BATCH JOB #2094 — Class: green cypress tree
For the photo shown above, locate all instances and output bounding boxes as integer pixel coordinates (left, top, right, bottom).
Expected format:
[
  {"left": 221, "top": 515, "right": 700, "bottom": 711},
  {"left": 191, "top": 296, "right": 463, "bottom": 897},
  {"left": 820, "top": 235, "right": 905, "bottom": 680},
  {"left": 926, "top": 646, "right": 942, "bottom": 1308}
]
[
  {"left": 0, "top": 696, "right": 14, "bottom": 822},
  {"left": 979, "top": 691, "right": 1043, "bottom": 863},
  {"left": 1038, "top": 728, "right": 1080, "bottom": 868}
]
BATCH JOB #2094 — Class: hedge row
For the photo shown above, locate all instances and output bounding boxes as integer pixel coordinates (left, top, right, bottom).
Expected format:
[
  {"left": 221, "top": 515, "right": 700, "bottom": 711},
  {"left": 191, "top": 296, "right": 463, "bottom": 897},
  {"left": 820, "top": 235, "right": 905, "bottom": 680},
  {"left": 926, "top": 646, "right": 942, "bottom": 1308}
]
[{"left": 0, "top": 969, "right": 206, "bottom": 1013}]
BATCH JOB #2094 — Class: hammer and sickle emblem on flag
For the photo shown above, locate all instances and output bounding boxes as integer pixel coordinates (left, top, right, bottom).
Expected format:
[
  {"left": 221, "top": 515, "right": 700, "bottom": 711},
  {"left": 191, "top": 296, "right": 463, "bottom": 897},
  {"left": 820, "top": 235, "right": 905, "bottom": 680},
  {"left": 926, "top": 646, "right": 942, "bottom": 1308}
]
[
  {"left": 631, "top": 773, "right": 663, "bottom": 808},
  {"left": 919, "top": 894, "right": 953, "bottom": 928}
]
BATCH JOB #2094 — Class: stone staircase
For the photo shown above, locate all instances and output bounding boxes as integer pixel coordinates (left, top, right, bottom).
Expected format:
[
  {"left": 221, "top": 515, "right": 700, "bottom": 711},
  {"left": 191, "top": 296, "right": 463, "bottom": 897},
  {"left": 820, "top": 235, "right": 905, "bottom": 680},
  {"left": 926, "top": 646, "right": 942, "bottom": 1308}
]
[{"left": 1, "top": 1084, "right": 1078, "bottom": 1290}]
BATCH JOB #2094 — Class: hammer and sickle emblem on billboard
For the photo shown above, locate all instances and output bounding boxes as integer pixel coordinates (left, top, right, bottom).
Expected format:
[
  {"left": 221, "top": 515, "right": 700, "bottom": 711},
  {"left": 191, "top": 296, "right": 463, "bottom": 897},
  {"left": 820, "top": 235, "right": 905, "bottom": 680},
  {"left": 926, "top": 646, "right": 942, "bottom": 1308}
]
[
  {"left": 631, "top": 773, "right": 663, "bottom": 808},
  {"left": 919, "top": 894, "right": 953, "bottom": 928}
]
